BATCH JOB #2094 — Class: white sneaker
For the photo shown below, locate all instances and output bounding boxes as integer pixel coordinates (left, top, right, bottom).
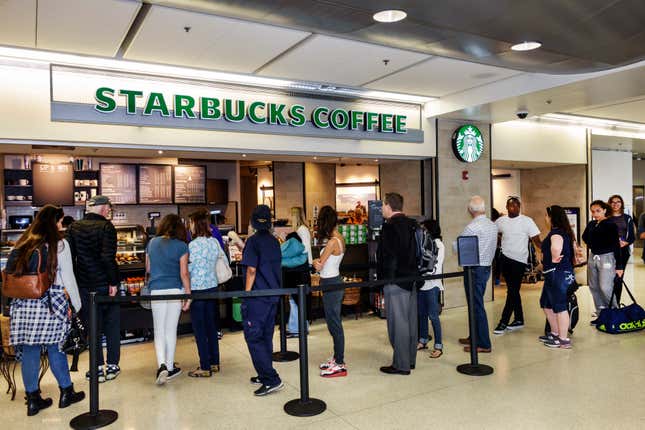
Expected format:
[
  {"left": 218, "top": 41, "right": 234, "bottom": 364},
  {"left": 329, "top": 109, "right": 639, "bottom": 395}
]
[
  {"left": 320, "top": 362, "right": 347, "bottom": 378},
  {"left": 319, "top": 357, "right": 335, "bottom": 370}
]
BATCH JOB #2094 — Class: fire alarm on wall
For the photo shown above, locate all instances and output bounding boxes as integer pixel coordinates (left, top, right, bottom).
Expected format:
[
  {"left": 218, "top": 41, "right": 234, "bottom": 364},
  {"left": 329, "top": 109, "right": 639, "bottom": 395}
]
[{"left": 462, "top": 170, "right": 469, "bottom": 180}]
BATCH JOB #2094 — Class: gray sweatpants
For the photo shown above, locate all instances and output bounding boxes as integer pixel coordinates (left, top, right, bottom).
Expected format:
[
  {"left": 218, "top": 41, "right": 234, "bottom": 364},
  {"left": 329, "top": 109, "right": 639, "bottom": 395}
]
[
  {"left": 384, "top": 284, "right": 418, "bottom": 371},
  {"left": 587, "top": 252, "right": 617, "bottom": 311}
]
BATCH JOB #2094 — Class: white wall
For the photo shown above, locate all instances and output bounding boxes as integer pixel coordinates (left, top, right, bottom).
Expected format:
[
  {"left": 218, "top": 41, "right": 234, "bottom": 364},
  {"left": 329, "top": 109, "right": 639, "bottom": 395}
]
[
  {"left": 592, "top": 150, "right": 633, "bottom": 214},
  {"left": 492, "top": 169, "right": 520, "bottom": 213},
  {"left": 492, "top": 121, "right": 587, "bottom": 164},
  {"left": 0, "top": 60, "right": 436, "bottom": 159}
]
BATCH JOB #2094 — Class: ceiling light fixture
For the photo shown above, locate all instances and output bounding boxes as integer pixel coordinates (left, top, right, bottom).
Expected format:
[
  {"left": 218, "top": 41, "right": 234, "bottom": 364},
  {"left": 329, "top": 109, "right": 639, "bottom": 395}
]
[
  {"left": 313, "top": 156, "right": 318, "bottom": 160},
  {"left": 373, "top": 10, "right": 407, "bottom": 23},
  {"left": 511, "top": 41, "right": 542, "bottom": 51},
  {"left": 536, "top": 113, "right": 645, "bottom": 138},
  {"left": 242, "top": 154, "right": 247, "bottom": 158},
  {"left": 0, "top": 46, "right": 435, "bottom": 104},
  {"left": 157, "top": 150, "right": 164, "bottom": 154},
  {"left": 374, "top": 159, "right": 379, "bottom": 162}
]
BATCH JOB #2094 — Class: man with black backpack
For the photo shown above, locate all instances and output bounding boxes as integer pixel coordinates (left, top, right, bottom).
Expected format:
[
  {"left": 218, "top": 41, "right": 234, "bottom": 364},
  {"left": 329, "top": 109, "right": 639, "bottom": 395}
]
[
  {"left": 377, "top": 192, "right": 419, "bottom": 375},
  {"left": 67, "top": 195, "right": 120, "bottom": 383}
]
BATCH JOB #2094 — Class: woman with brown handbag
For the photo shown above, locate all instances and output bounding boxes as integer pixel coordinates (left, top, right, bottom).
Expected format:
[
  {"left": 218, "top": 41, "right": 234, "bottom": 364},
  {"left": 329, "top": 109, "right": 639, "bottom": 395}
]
[{"left": 8, "top": 205, "right": 85, "bottom": 416}]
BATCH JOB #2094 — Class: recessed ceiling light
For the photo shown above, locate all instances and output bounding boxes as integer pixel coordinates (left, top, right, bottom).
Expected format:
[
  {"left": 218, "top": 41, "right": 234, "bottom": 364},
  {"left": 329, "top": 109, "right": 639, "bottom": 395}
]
[
  {"left": 511, "top": 41, "right": 542, "bottom": 51},
  {"left": 374, "top": 159, "right": 379, "bottom": 162},
  {"left": 313, "top": 156, "right": 318, "bottom": 160},
  {"left": 242, "top": 154, "right": 247, "bottom": 157},
  {"left": 373, "top": 10, "right": 407, "bottom": 23},
  {"left": 157, "top": 150, "right": 163, "bottom": 154}
]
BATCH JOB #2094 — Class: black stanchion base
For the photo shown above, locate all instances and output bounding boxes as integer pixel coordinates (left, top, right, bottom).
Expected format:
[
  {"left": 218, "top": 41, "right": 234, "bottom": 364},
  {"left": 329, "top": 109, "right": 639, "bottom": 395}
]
[
  {"left": 456, "top": 363, "right": 494, "bottom": 376},
  {"left": 70, "top": 410, "right": 118, "bottom": 430},
  {"left": 284, "top": 398, "right": 327, "bottom": 417},
  {"left": 272, "top": 351, "right": 300, "bottom": 362}
]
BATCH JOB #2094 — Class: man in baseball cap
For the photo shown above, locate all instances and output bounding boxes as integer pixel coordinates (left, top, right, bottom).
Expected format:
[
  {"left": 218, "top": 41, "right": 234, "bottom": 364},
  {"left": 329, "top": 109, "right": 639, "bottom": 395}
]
[{"left": 67, "top": 194, "right": 120, "bottom": 382}]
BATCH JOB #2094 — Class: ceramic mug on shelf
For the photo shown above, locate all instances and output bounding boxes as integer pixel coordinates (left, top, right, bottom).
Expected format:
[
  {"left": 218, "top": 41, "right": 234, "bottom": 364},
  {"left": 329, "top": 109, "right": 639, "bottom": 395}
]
[
  {"left": 18, "top": 179, "right": 29, "bottom": 186},
  {"left": 74, "top": 192, "right": 81, "bottom": 202},
  {"left": 27, "top": 195, "right": 32, "bottom": 201},
  {"left": 6, "top": 195, "right": 16, "bottom": 201},
  {"left": 15, "top": 195, "right": 25, "bottom": 201},
  {"left": 80, "top": 191, "right": 87, "bottom": 201},
  {"left": 74, "top": 179, "right": 81, "bottom": 187}
]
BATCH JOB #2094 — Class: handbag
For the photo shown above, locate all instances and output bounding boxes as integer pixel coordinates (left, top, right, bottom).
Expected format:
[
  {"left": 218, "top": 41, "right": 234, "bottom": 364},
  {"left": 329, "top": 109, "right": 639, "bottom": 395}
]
[
  {"left": 62, "top": 312, "right": 88, "bottom": 354},
  {"left": 215, "top": 240, "right": 232, "bottom": 284},
  {"left": 595, "top": 279, "right": 645, "bottom": 334},
  {"left": 1, "top": 246, "right": 52, "bottom": 299}
]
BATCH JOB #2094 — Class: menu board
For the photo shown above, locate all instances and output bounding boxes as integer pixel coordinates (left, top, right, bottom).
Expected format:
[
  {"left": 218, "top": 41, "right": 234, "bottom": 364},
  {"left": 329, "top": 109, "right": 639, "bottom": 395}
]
[
  {"left": 174, "top": 165, "right": 206, "bottom": 204},
  {"left": 100, "top": 164, "right": 137, "bottom": 204},
  {"left": 139, "top": 165, "right": 173, "bottom": 204},
  {"left": 32, "top": 162, "right": 74, "bottom": 206}
]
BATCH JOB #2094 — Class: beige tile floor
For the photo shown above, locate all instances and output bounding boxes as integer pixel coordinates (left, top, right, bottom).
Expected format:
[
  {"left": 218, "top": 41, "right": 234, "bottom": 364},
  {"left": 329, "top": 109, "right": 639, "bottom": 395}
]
[{"left": 3, "top": 262, "right": 645, "bottom": 429}]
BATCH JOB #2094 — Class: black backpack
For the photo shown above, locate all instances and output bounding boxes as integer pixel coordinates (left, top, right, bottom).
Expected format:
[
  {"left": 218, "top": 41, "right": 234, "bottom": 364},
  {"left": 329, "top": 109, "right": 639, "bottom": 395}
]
[{"left": 416, "top": 228, "right": 439, "bottom": 276}]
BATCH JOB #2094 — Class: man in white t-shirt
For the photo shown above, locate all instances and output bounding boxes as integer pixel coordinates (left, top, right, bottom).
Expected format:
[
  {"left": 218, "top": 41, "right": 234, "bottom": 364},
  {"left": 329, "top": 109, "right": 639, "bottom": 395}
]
[{"left": 493, "top": 197, "right": 541, "bottom": 335}]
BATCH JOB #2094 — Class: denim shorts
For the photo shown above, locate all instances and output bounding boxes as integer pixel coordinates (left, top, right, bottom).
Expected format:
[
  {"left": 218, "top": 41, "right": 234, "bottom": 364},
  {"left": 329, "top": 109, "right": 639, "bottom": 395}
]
[{"left": 540, "top": 269, "right": 574, "bottom": 313}]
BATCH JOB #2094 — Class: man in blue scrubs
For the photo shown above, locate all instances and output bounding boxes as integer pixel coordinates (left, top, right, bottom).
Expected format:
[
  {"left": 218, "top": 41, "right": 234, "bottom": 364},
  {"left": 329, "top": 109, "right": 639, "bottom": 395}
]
[{"left": 241, "top": 205, "right": 284, "bottom": 396}]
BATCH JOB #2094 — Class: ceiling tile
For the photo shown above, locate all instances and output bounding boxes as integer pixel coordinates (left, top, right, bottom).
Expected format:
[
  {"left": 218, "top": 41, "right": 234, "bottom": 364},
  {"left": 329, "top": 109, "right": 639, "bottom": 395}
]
[
  {"left": 124, "top": 5, "right": 310, "bottom": 73},
  {"left": 0, "top": 0, "right": 36, "bottom": 48},
  {"left": 365, "top": 57, "right": 521, "bottom": 97},
  {"left": 37, "top": 0, "right": 141, "bottom": 56},
  {"left": 572, "top": 98, "right": 645, "bottom": 123},
  {"left": 258, "top": 34, "right": 430, "bottom": 86}
]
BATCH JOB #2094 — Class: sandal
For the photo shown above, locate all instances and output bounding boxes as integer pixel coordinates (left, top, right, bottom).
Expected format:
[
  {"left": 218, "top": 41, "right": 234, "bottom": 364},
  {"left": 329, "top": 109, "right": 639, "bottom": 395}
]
[
  {"left": 417, "top": 343, "right": 428, "bottom": 350},
  {"left": 188, "top": 367, "right": 212, "bottom": 378},
  {"left": 429, "top": 349, "right": 443, "bottom": 359}
]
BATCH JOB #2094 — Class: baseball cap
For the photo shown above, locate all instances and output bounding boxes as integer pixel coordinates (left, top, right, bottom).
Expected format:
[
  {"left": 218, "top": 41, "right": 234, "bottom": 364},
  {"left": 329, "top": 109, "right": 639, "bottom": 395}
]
[
  {"left": 88, "top": 195, "right": 112, "bottom": 207},
  {"left": 251, "top": 205, "right": 272, "bottom": 231}
]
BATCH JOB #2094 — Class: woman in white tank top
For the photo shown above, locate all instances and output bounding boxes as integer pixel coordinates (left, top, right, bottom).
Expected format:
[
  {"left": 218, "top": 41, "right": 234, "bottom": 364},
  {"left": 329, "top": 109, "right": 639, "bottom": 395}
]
[{"left": 313, "top": 206, "right": 347, "bottom": 378}]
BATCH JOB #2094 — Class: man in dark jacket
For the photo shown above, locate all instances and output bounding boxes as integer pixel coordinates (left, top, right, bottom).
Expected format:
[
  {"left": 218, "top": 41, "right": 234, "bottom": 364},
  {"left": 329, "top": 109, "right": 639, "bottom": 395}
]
[
  {"left": 377, "top": 192, "right": 419, "bottom": 375},
  {"left": 67, "top": 195, "right": 120, "bottom": 383}
]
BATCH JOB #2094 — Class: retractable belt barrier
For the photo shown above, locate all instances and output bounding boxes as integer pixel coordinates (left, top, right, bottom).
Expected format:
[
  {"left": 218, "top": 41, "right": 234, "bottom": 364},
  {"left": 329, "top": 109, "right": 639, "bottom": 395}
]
[{"left": 71, "top": 269, "right": 493, "bottom": 429}]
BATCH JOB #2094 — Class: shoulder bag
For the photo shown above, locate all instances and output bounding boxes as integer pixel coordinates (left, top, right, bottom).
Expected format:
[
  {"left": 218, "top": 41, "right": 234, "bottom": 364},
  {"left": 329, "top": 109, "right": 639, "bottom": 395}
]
[
  {"left": 215, "top": 240, "right": 232, "bottom": 284},
  {"left": 1, "top": 246, "right": 51, "bottom": 299}
]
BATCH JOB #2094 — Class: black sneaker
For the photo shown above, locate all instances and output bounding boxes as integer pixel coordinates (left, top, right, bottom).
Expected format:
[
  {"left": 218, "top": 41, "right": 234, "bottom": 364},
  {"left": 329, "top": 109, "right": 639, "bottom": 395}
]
[
  {"left": 493, "top": 323, "right": 507, "bottom": 335},
  {"left": 156, "top": 364, "right": 168, "bottom": 385},
  {"left": 538, "top": 333, "right": 558, "bottom": 343},
  {"left": 85, "top": 366, "right": 106, "bottom": 383},
  {"left": 105, "top": 364, "right": 120, "bottom": 381},
  {"left": 250, "top": 376, "right": 262, "bottom": 385},
  {"left": 167, "top": 367, "right": 182, "bottom": 381},
  {"left": 254, "top": 382, "right": 284, "bottom": 396},
  {"left": 506, "top": 321, "right": 524, "bottom": 331}
]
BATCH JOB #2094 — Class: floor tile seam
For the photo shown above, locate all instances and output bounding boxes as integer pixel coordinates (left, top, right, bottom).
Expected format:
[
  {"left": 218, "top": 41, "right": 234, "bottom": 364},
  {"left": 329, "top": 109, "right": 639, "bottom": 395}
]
[
  {"left": 335, "top": 378, "right": 477, "bottom": 418},
  {"left": 337, "top": 380, "right": 479, "bottom": 420}
]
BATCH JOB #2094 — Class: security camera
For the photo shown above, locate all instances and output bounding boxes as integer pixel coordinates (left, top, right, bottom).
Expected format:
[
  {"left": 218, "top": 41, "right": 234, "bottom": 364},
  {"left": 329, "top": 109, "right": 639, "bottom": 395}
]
[{"left": 516, "top": 109, "right": 529, "bottom": 119}]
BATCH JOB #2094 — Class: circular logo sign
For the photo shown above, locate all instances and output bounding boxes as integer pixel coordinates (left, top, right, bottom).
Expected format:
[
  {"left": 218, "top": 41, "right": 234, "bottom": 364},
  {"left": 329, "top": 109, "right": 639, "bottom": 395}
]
[{"left": 452, "top": 125, "right": 484, "bottom": 163}]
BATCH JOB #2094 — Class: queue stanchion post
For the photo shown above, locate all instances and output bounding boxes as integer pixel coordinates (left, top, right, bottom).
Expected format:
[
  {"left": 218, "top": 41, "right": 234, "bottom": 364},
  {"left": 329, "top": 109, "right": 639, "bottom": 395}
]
[
  {"left": 457, "top": 266, "right": 494, "bottom": 376},
  {"left": 272, "top": 294, "right": 299, "bottom": 362},
  {"left": 71, "top": 292, "right": 119, "bottom": 429},
  {"left": 284, "top": 283, "right": 326, "bottom": 417}
]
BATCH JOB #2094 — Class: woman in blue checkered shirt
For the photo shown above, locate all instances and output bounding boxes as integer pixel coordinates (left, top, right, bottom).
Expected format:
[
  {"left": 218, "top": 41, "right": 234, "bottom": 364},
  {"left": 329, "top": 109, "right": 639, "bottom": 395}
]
[{"left": 9, "top": 205, "right": 85, "bottom": 416}]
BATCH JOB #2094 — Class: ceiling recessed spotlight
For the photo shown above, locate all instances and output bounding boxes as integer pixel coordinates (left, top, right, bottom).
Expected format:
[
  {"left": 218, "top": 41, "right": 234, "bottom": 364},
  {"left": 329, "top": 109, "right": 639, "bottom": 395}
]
[
  {"left": 157, "top": 150, "right": 163, "bottom": 154},
  {"left": 242, "top": 154, "right": 247, "bottom": 157},
  {"left": 313, "top": 156, "right": 318, "bottom": 160},
  {"left": 373, "top": 10, "right": 407, "bottom": 23},
  {"left": 374, "top": 159, "right": 379, "bottom": 162},
  {"left": 511, "top": 41, "right": 542, "bottom": 51}
]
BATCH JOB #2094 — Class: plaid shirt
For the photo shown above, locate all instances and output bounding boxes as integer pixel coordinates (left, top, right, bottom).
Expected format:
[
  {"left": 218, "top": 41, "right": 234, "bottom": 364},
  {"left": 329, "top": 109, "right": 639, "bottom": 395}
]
[
  {"left": 10, "top": 284, "right": 70, "bottom": 349},
  {"left": 460, "top": 215, "right": 498, "bottom": 266}
]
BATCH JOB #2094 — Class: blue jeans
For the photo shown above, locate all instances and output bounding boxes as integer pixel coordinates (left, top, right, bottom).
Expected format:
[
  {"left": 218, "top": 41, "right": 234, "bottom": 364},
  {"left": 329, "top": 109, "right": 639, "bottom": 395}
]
[
  {"left": 287, "top": 297, "right": 309, "bottom": 334},
  {"left": 463, "top": 266, "right": 492, "bottom": 349},
  {"left": 190, "top": 287, "right": 220, "bottom": 370},
  {"left": 22, "top": 344, "right": 72, "bottom": 393},
  {"left": 418, "top": 288, "right": 443, "bottom": 349}
]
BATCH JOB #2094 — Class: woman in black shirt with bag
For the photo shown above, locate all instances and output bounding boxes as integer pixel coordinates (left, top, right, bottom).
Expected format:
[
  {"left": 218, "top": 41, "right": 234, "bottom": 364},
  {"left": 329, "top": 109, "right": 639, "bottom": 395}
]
[{"left": 606, "top": 195, "right": 635, "bottom": 303}]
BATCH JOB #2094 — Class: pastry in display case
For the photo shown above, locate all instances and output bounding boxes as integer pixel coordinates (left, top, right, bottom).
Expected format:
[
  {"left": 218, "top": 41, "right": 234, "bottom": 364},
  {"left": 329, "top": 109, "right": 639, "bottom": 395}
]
[{"left": 114, "top": 224, "right": 146, "bottom": 272}]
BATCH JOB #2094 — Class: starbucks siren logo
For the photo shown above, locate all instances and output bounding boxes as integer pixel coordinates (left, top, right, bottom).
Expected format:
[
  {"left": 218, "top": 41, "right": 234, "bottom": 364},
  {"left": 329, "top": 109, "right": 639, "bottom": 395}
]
[{"left": 452, "top": 125, "right": 484, "bottom": 163}]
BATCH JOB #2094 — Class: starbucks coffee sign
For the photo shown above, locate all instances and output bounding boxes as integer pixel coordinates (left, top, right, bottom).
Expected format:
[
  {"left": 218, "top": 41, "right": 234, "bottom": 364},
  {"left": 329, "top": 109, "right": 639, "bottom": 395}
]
[
  {"left": 452, "top": 125, "right": 484, "bottom": 163},
  {"left": 49, "top": 66, "right": 424, "bottom": 143}
]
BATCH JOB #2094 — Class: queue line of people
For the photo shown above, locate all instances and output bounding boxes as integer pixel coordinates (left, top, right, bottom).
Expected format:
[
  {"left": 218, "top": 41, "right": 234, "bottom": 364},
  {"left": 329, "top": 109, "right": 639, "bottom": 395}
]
[{"left": 7, "top": 191, "right": 638, "bottom": 417}]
